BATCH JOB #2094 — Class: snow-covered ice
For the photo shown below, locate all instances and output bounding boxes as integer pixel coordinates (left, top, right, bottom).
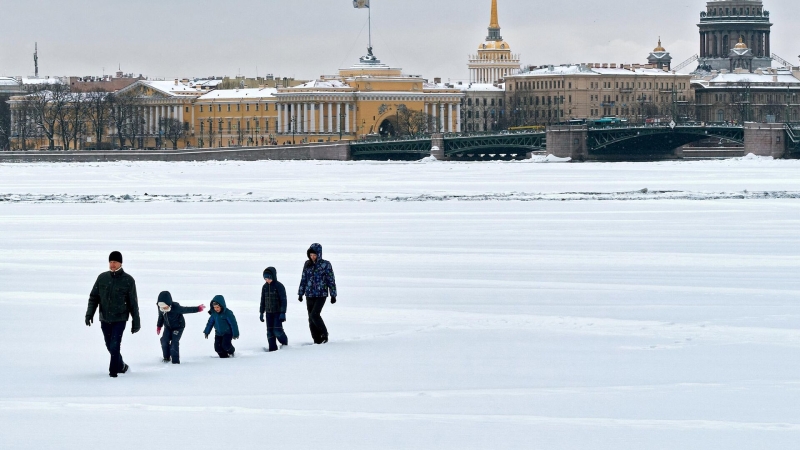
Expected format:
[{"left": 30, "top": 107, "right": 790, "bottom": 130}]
[{"left": 1, "top": 159, "right": 799, "bottom": 449}]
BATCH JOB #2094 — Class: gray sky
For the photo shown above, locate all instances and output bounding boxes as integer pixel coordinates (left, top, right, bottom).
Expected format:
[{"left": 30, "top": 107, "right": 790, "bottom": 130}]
[{"left": 1, "top": 0, "right": 798, "bottom": 81}]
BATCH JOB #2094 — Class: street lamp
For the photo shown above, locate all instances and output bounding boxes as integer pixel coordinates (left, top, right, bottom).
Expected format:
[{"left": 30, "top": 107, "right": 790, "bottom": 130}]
[{"left": 290, "top": 116, "right": 296, "bottom": 145}]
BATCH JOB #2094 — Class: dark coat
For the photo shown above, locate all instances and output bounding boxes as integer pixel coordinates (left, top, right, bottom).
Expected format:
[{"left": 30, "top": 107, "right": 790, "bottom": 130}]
[
  {"left": 260, "top": 267, "right": 288, "bottom": 315},
  {"left": 204, "top": 295, "right": 239, "bottom": 338},
  {"left": 298, "top": 243, "right": 338, "bottom": 299},
  {"left": 86, "top": 268, "right": 141, "bottom": 329},
  {"left": 156, "top": 291, "right": 201, "bottom": 331}
]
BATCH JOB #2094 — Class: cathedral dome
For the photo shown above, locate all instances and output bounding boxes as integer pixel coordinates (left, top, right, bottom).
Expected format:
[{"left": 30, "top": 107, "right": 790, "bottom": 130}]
[{"left": 479, "top": 40, "right": 511, "bottom": 51}]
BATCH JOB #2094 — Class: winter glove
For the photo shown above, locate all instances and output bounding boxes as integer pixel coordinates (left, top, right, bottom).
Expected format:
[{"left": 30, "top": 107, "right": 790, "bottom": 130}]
[
  {"left": 331, "top": 297, "right": 337, "bottom": 304},
  {"left": 280, "top": 313, "right": 286, "bottom": 323},
  {"left": 298, "top": 295, "right": 304, "bottom": 302},
  {"left": 85, "top": 317, "right": 93, "bottom": 327},
  {"left": 204, "top": 333, "right": 209, "bottom": 339},
  {"left": 131, "top": 326, "right": 140, "bottom": 334},
  {"left": 259, "top": 313, "right": 265, "bottom": 323},
  {"left": 198, "top": 304, "right": 206, "bottom": 312},
  {"left": 157, "top": 327, "right": 162, "bottom": 335}
]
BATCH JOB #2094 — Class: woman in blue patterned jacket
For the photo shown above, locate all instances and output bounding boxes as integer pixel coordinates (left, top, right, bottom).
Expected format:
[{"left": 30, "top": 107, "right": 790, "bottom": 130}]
[{"left": 298, "top": 243, "right": 338, "bottom": 344}]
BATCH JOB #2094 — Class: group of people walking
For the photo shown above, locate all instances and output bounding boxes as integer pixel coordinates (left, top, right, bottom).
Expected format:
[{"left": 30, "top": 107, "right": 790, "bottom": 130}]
[{"left": 85, "top": 244, "right": 338, "bottom": 378}]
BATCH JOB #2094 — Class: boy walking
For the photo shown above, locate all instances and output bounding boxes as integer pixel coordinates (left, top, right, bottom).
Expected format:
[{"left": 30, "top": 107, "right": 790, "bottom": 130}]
[
  {"left": 260, "top": 267, "right": 288, "bottom": 352},
  {"left": 298, "top": 243, "right": 338, "bottom": 344},
  {"left": 203, "top": 295, "right": 239, "bottom": 358},
  {"left": 156, "top": 291, "right": 205, "bottom": 364}
]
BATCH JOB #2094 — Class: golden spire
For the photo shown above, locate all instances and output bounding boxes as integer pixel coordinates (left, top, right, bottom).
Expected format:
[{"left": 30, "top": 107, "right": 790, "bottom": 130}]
[
  {"left": 490, "top": 0, "right": 500, "bottom": 28},
  {"left": 654, "top": 37, "right": 666, "bottom": 52},
  {"left": 734, "top": 36, "right": 748, "bottom": 49}
]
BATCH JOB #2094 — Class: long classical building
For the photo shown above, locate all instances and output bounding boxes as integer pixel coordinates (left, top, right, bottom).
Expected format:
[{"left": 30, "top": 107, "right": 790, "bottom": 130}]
[{"left": 505, "top": 59, "right": 693, "bottom": 126}]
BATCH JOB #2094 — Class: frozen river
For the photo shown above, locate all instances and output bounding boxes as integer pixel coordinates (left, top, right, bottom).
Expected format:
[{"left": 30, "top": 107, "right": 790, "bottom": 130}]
[{"left": 1, "top": 158, "right": 799, "bottom": 449}]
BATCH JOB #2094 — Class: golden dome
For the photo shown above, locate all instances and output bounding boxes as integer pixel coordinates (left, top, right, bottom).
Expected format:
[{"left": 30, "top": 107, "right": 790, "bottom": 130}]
[
  {"left": 479, "top": 40, "right": 511, "bottom": 51},
  {"left": 653, "top": 38, "right": 666, "bottom": 52},
  {"left": 734, "top": 36, "right": 748, "bottom": 49}
]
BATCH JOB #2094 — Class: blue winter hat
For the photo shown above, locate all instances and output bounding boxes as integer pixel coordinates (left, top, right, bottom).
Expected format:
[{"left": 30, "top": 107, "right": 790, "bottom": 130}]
[{"left": 263, "top": 271, "right": 273, "bottom": 279}]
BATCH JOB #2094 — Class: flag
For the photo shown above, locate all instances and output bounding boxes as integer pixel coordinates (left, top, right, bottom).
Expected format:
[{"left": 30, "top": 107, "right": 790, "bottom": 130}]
[{"left": 353, "top": 0, "right": 370, "bottom": 8}]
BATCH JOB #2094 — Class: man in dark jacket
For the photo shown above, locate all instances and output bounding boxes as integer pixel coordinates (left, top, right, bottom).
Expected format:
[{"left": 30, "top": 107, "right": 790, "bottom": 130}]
[
  {"left": 260, "top": 267, "right": 288, "bottom": 352},
  {"left": 85, "top": 251, "right": 141, "bottom": 378},
  {"left": 298, "top": 243, "right": 338, "bottom": 344},
  {"left": 156, "top": 291, "right": 205, "bottom": 364}
]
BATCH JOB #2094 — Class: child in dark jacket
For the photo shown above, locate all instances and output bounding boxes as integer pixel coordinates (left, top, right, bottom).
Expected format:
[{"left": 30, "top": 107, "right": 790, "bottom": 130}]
[
  {"left": 203, "top": 295, "right": 240, "bottom": 358},
  {"left": 260, "top": 267, "right": 288, "bottom": 352},
  {"left": 157, "top": 291, "right": 205, "bottom": 364}
]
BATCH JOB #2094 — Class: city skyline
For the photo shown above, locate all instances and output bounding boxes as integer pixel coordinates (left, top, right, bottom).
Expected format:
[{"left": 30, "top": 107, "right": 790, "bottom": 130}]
[{"left": 1, "top": 0, "right": 798, "bottom": 81}]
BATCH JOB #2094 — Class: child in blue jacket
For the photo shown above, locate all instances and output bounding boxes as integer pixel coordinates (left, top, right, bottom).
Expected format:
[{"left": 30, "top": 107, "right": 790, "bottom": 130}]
[{"left": 203, "top": 295, "right": 240, "bottom": 358}]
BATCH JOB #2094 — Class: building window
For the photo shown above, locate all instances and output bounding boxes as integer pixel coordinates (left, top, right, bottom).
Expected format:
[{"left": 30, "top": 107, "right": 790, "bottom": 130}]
[
  {"left": 717, "top": 109, "right": 725, "bottom": 122},
  {"left": 227, "top": 105, "right": 231, "bottom": 112},
  {"left": 237, "top": 104, "right": 240, "bottom": 112},
  {"left": 246, "top": 104, "right": 250, "bottom": 111},
  {"left": 199, "top": 106, "right": 204, "bottom": 112}
]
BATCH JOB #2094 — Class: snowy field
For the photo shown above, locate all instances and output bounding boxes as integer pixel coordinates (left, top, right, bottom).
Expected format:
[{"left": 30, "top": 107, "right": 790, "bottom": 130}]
[{"left": 1, "top": 158, "right": 800, "bottom": 449}]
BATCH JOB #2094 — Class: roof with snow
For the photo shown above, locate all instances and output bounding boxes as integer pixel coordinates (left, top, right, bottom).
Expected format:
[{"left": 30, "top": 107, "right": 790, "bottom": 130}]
[
  {"left": 513, "top": 65, "right": 682, "bottom": 77},
  {"left": 289, "top": 79, "right": 352, "bottom": 90},
  {"left": 694, "top": 69, "right": 800, "bottom": 88},
  {"left": 198, "top": 88, "right": 277, "bottom": 100}
]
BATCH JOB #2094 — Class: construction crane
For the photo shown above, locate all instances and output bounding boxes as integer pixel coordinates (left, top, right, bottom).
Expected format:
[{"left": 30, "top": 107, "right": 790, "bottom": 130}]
[
  {"left": 771, "top": 53, "right": 794, "bottom": 68},
  {"left": 673, "top": 54, "right": 699, "bottom": 72}
]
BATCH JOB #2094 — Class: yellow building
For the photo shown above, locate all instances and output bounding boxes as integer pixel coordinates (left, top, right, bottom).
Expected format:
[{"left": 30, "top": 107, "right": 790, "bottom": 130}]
[
  {"left": 273, "top": 48, "right": 463, "bottom": 143},
  {"left": 189, "top": 88, "right": 279, "bottom": 148}
]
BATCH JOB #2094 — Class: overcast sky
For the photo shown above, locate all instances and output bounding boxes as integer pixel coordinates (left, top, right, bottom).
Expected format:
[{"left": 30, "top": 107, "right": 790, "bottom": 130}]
[{"left": 1, "top": 0, "right": 798, "bottom": 81}]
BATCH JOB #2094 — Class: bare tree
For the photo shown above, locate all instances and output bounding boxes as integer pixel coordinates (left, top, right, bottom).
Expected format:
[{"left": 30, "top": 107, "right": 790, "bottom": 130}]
[
  {"left": 57, "top": 91, "right": 88, "bottom": 150},
  {"left": 28, "top": 84, "right": 69, "bottom": 149},
  {"left": 109, "top": 92, "right": 141, "bottom": 148},
  {"left": 85, "top": 91, "right": 111, "bottom": 149},
  {"left": 10, "top": 95, "right": 36, "bottom": 150},
  {"left": 0, "top": 94, "right": 11, "bottom": 151},
  {"left": 121, "top": 109, "right": 146, "bottom": 149},
  {"left": 392, "top": 105, "right": 429, "bottom": 136},
  {"left": 160, "top": 117, "right": 186, "bottom": 149},
  {"left": 732, "top": 81, "right": 753, "bottom": 124}
]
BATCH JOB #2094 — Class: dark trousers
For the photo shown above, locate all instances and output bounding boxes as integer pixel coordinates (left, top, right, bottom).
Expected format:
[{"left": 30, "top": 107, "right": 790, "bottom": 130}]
[
  {"left": 214, "top": 334, "right": 235, "bottom": 358},
  {"left": 306, "top": 297, "right": 328, "bottom": 343},
  {"left": 160, "top": 327, "right": 184, "bottom": 364},
  {"left": 101, "top": 321, "right": 126, "bottom": 376},
  {"left": 266, "top": 313, "right": 288, "bottom": 351}
]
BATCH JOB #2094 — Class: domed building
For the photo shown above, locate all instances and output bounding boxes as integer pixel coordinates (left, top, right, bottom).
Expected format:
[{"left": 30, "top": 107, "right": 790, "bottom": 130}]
[
  {"left": 647, "top": 38, "right": 673, "bottom": 71},
  {"left": 468, "top": 0, "right": 520, "bottom": 84},
  {"left": 697, "top": 0, "right": 773, "bottom": 71}
]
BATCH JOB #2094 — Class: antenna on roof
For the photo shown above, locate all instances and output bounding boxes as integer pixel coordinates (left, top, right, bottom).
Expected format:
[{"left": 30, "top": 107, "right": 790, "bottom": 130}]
[{"left": 34, "top": 43, "right": 39, "bottom": 78}]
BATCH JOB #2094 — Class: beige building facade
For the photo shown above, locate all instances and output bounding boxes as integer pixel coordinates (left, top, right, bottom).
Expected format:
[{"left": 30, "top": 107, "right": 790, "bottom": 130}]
[{"left": 505, "top": 64, "right": 693, "bottom": 126}]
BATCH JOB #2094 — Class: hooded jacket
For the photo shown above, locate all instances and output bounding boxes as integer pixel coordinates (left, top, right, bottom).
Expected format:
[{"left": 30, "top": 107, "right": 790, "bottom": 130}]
[
  {"left": 86, "top": 268, "right": 141, "bottom": 329},
  {"left": 156, "top": 291, "right": 202, "bottom": 331},
  {"left": 260, "top": 267, "right": 287, "bottom": 315},
  {"left": 298, "top": 243, "right": 338, "bottom": 299},
  {"left": 204, "top": 295, "right": 239, "bottom": 338}
]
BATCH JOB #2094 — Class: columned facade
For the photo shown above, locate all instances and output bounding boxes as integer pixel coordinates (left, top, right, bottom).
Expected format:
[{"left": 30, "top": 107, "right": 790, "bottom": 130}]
[{"left": 697, "top": 0, "right": 773, "bottom": 71}]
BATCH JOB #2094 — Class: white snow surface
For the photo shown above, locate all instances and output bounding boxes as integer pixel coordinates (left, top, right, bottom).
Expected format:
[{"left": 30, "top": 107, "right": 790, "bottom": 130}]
[{"left": 1, "top": 159, "right": 800, "bottom": 449}]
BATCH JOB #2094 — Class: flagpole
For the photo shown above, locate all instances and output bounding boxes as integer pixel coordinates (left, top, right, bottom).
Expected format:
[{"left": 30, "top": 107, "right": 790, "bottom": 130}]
[{"left": 368, "top": 3, "right": 372, "bottom": 50}]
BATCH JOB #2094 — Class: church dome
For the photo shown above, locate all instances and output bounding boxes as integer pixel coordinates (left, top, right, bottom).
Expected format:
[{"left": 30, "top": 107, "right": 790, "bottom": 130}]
[
  {"left": 733, "top": 36, "right": 748, "bottom": 50},
  {"left": 653, "top": 38, "right": 666, "bottom": 52},
  {"left": 479, "top": 40, "right": 511, "bottom": 51}
]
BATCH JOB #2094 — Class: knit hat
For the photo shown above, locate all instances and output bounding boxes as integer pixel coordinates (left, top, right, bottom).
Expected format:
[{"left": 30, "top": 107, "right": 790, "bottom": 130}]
[
  {"left": 263, "top": 270, "right": 273, "bottom": 279},
  {"left": 109, "top": 251, "right": 123, "bottom": 263}
]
